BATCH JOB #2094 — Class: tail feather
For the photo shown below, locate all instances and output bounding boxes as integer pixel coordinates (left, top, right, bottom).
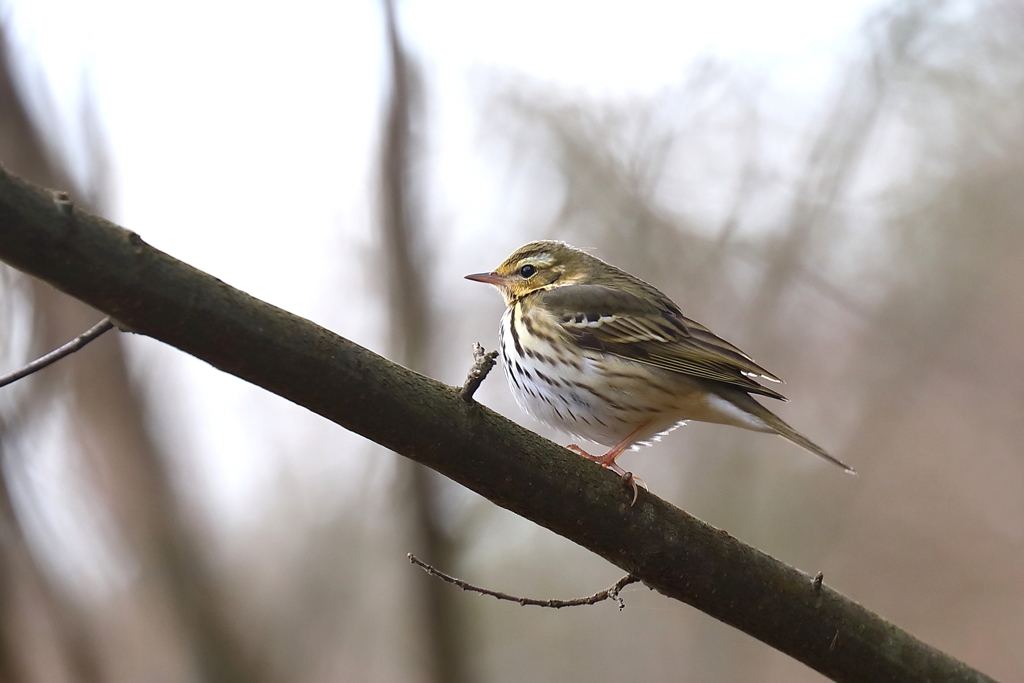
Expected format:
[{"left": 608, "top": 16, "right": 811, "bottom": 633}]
[
  {"left": 723, "top": 389, "right": 856, "bottom": 474},
  {"left": 768, "top": 417, "right": 856, "bottom": 474}
]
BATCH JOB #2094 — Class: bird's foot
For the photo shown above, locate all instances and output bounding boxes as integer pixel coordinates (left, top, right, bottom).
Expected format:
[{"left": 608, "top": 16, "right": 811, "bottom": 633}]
[{"left": 567, "top": 444, "right": 646, "bottom": 506}]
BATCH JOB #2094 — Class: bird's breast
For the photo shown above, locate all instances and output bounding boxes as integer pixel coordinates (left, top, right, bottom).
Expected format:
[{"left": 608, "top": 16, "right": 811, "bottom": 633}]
[{"left": 498, "top": 303, "right": 697, "bottom": 447}]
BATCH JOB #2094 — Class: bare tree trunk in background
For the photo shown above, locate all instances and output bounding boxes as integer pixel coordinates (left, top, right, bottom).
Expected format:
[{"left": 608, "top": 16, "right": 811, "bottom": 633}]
[
  {"left": 378, "top": 3, "right": 469, "bottom": 683},
  {"left": 0, "top": 32, "right": 106, "bottom": 683},
  {"left": 0, "top": 31, "right": 274, "bottom": 683}
]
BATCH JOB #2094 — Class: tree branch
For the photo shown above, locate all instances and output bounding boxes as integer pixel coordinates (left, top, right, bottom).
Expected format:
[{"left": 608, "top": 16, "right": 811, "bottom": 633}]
[
  {"left": 0, "top": 317, "right": 113, "bottom": 388},
  {"left": 408, "top": 554, "right": 639, "bottom": 610},
  {"left": 0, "top": 166, "right": 998, "bottom": 683}
]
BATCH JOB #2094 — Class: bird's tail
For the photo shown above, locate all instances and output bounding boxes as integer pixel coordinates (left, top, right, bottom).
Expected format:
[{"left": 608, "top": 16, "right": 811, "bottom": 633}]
[
  {"left": 723, "top": 389, "right": 856, "bottom": 474},
  {"left": 768, "top": 415, "right": 856, "bottom": 474}
]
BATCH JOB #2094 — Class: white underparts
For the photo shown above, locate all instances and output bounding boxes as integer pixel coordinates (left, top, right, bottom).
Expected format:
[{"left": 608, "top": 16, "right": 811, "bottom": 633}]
[{"left": 706, "top": 394, "right": 771, "bottom": 432}]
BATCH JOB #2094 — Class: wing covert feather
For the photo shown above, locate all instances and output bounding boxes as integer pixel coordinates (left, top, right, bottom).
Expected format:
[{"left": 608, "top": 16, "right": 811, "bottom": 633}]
[{"left": 536, "top": 285, "right": 787, "bottom": 400}]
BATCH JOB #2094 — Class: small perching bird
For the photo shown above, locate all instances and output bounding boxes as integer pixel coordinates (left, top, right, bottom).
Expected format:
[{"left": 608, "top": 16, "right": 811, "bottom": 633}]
[{"left": 466, "top": 240, "right": 854, "bottom": 503}]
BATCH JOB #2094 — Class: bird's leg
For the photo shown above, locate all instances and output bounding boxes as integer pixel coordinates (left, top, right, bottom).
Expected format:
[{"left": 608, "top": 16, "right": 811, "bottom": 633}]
[
  {"left": 567, "top": 423, "right": 652, "bottom": 506},
  {"left": 568, "top": 421, "right": 653, "bottom": 469}
]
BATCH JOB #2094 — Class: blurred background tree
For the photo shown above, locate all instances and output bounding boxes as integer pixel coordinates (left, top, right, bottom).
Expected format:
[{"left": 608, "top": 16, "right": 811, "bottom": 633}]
[{"left": 0, "top": 0, "right": 1021, "bottom": 681}]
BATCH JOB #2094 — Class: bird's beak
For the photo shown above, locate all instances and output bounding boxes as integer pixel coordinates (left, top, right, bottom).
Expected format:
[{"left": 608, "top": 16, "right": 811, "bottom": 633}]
[{"left": 465, "top": 271, "right": 508, "bottom": 286}]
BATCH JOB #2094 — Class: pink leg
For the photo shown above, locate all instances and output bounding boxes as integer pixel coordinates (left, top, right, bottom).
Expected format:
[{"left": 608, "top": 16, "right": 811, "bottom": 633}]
[{"left": 567, "top": 423, "right": 652, "bottom": 505}]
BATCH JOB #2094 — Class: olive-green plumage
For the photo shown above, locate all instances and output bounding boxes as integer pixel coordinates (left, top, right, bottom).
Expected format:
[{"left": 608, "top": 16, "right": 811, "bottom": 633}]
[{"left": 466, "top": 240, "right": 853, "bottom": 496}]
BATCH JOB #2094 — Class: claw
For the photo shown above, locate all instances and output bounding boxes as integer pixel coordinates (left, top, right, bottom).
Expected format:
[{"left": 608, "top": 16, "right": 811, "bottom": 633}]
[
  {"left": 567, "top": 444, "right": 645, "bottom": 506},
  {"left": 620, "top": 472, "right": 639, "bottom": 506},
  {"left": 619, "top": 472, "right": 648, "bottom": 507}
]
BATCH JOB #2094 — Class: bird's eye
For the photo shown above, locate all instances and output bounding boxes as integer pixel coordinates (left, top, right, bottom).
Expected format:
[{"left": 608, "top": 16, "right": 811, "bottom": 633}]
[{"left": 519, "top": 264, "right": 537, "bottom": 278}]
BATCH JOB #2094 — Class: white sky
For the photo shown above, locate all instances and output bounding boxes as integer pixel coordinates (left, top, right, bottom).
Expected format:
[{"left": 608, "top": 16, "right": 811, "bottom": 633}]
[{"left": 2, "top": 0, "right": 883, "bottom": 534}]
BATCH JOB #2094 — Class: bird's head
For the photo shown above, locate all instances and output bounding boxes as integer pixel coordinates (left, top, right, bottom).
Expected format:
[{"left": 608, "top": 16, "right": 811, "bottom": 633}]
[{"left": 465, "top": 240, "right": 599, "bottom": 305}]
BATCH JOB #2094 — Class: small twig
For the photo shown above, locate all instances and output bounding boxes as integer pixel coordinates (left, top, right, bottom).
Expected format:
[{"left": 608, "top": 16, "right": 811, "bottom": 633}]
[
  {"left": 460, "top": 342, "right": 499, "bottom": 400},
  {"left": 0, "top": 318, "right": 115, "bottom": 389},
  {"left": 812, "top": 571, "right": 824, "bottom": 608},
  {"left": 408, "top": 554, "right": 640, "bottom": 610}
]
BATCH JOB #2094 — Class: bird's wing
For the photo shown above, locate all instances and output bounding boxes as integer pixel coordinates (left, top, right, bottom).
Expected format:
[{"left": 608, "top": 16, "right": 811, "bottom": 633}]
[{"left": 537, "top": 284, "right": 787, "bottom": 400}]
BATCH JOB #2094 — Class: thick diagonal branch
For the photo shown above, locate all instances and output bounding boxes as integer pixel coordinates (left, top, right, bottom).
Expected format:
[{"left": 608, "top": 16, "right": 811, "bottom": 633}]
[{"left": 0, "top": 166, "right": 997, "bottom": 683}]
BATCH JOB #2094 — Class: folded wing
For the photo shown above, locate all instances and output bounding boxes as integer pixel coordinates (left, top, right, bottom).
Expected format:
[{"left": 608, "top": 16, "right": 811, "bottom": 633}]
[{"left": 538, "top": 284, "right": 787, "bottom": 400}]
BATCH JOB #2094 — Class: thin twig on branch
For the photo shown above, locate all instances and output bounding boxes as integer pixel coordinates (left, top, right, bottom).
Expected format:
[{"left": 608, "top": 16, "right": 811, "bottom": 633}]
[
  {"left": 408, "top": 554, "right": 640, "bottom": 610},
  {"left": 0, "top": 317, "right": 114, "bottom": 389},
  {"left": 0, "top": 165, "right": 1000, "bottom": 683},
  {"left": 459, "top": 342, "right": 498, "bottom": 401}
]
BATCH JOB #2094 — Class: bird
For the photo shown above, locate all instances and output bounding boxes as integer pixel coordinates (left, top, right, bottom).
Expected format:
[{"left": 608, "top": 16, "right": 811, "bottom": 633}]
[{"left": 466, "top": 240, "right": 854, "bottom": 504}]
